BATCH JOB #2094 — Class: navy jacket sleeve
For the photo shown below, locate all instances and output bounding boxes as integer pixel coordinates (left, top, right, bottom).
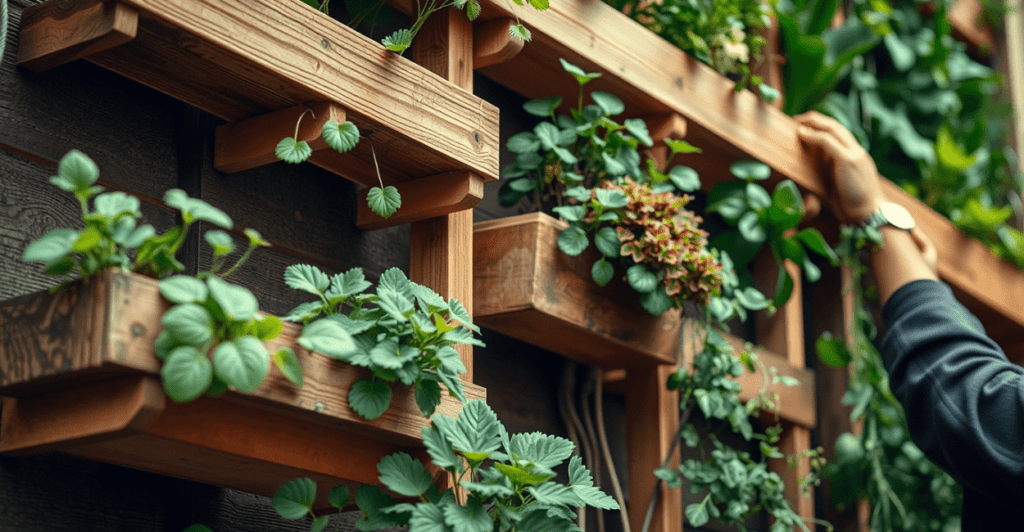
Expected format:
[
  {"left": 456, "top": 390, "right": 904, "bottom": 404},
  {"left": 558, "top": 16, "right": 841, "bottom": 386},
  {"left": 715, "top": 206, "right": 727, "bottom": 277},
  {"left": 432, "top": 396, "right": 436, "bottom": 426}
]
[{"left": 881, "top": 279, "right": 1024, "bottom": 508}]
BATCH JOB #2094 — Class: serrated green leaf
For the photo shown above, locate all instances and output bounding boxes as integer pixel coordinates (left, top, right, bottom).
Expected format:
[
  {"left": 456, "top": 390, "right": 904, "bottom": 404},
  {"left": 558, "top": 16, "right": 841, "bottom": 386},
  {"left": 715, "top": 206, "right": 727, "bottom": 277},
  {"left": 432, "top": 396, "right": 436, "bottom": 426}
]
[
  {"left": 285, "top": 264, "right": 330, "bottom": 295},
  {"left": 276, "top": 137, "right": 313, "bottom": 163},
  {"left": 273, "top": 347, "right": 304, "bottom": 387},
  {"left": 367, "top": 186, "right": 402, "bottom": 218},
  {"left": 443, "top": 327, "right": 486, "bottom": 347},
  {"left": 434, "top": 400, "right": 501, "bottom": 462},
  {"left": 298, "top": 319, "right": 357, "bottom": 359},
  {"left": 327, "top": 267, "right": 373, "bottom": 300},
  {"left": 528, "top": 482, "right": 580, "bottom": 506},
  {"left": 626, "top": 264, "right": 657, "bottom": 293},
  {"left": 422, "top": 425, "right": 460, "bottom": 469},
  {"left": 159, "top": 276, "right": 208, "bottom": 304},
  {"left": 382, "top": 29, "right": 413, "bottom": 52},
  {"left": 206, "top": 276, "right": 258, "bottom": 322},
  {"left": 323, "top": 120, "right": 360, "bottom": 153},
  {"left": 161, "top": 346, "right": 213, "bottom": 403},
  {"left": 466, "top": 0, "right": 481, "bottom": 20},
  {"left": 415, "top": 378, "right": 443, "bottom": 418},
  {"left": 510, "top": 432, "right": 574, "bottom": 468},
  {"left": 494, "top": 462, "right": 553, "bottom": 486},
  {"left": 284, "top": 301, "right": 326, "bottom": 323},
  {"left": 447, "top": 298, "right": 478, "bottom": 333},
  {"left": 509, "top": 23, "right": 532, "bottom": 42},
  {"left": 557, "top": 225, "right": 588, "bottom": 256},
  {"left": 349, "top": 379, "right": 393, "bottom": 420},
  {"left": 410, "top": 503, "right": 450, "bottom": 532},
  {"left": 378, "top": 452, "right": 432, "bottom": 497},
  {"left": 591, "top": 258, "right": 614, "bottom": 287},
  {"left": 601, "top": 152, "right": 627, "bottom": 176},
  {"left": 162, "top": 303, "right": 213, "bottom": 345},
  {"left": 329, "top": 484, "right": 351, "bottom": 511},
  {"left": 355, "top": 485, "right": 402, "bottom": 531},
  {"left": 443, "top": 496, "right": 492, "bottom": 532},
  {"left": 212, "top": 336, "right": 269, "bottom": 393},
  {"left": 378, "top": 288, "right": 414, "bottom": 322},
  {"left": 273, "top": 477, "right": 316, "bottom": 520}
]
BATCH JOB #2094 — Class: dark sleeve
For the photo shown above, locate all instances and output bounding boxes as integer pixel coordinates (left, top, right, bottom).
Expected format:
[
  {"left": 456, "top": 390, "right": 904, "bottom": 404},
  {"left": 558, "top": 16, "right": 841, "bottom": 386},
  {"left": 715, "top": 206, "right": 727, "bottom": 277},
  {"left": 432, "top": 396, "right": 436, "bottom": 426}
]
[{"left": 881, "top": 279, "right": 1024, "bottom": 507}]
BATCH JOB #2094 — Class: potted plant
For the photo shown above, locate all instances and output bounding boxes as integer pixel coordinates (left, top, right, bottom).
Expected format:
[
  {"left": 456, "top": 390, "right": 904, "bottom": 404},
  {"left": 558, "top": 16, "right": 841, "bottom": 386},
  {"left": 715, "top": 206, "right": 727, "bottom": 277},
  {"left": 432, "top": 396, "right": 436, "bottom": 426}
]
[{"left": 0, "top": 150, "right": 484, "bottom": 509}]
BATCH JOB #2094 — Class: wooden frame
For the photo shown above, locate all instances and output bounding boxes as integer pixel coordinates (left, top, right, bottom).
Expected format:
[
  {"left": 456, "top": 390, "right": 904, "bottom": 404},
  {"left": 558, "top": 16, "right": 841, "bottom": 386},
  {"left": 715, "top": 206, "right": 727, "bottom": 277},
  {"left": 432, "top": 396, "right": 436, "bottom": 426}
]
[
  {"left": 17, "top": 0, "right": 499, "bottom": 227},
  {"left": 0, "top": 269, "right": 485, "bottom": 508}
]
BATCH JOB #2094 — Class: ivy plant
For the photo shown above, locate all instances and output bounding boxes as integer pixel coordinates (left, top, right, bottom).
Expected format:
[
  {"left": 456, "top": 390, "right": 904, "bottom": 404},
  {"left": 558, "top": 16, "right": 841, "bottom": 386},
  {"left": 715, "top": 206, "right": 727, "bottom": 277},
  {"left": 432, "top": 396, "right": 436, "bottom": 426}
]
[
  {"left": 707, "top": 160, "right": 838, "bottom": 310},
  {"left": 655, "top": 325, "right": 826, "bottom": 531},
  {"left": 272, "top": 400, "right": 619, "bottom": 532},
  {"left": 814, "top": 228, "right": 961, "bottom": 531},
  {"left": 22, "top": 150, "right": 293, "bottom": 403},
  {"left": 283, "top": 265, "right": 481, "bottom": 420},
  {"left": 604, "top": 0, "right": 780, "bottom": 101}
]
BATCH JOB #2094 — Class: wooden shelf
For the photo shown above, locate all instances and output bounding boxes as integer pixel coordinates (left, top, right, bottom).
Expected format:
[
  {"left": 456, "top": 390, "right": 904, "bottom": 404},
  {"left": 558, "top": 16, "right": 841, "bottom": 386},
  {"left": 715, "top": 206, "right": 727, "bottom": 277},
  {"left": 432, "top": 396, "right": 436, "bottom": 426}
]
[
  {"left": 0, "top": 269, "right": 484, "bottom": 508},
  {"left": 17, "top": 0, "right": 500, "bottom": 188},
  {"left": 473, "top": 212, "right": 682, "bottom": 369}
]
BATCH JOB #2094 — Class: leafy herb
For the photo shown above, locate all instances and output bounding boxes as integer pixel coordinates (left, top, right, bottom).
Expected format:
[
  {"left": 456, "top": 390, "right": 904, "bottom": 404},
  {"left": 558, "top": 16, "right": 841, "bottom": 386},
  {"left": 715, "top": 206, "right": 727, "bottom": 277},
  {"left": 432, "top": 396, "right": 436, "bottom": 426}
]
[
  {"left": 283, "top": 264, "right": 481, "bottom": 419},
  {"left": 274, "top": 400, "right": 618, "bottom": 532}
]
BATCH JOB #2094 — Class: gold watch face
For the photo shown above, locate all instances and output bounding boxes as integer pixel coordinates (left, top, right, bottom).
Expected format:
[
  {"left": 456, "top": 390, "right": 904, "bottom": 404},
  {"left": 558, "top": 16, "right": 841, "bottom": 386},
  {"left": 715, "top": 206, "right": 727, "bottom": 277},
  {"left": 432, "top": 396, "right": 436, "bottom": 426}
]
[{"left": 879, "top": 202, "right": 915, "bottom": 230}]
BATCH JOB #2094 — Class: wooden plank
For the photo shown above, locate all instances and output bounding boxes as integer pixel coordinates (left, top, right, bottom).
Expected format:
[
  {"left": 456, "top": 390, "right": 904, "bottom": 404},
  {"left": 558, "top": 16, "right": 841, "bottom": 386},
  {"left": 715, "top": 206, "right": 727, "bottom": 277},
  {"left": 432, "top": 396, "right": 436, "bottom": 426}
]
[
  {"left": 473, "top": 212, "right": 682, "bottom": 369},
  {"left": 473, "top": 18, "right": 525, "bottom": 69},
  {"left": 357, "top": 171, "right": 485, "bottom": 230},
  {"left": 625, "top": 365, "right": 682, "bottom": 532},
  {"left": 644, "top": 113, "right": 687, "bottom": 171},
  {"left": 16, "top": 0, "right": 139, "bottom": 72},
  {"left": 0, "top": 269, "right": 485, "bottom": 445},
  {"left": 214, "top": 101, "right": 346, "bottom": 175},
  {"left": 947, "top": 0, "right": 995, "bottom": 57},
  {"left": 410, "top": 8, "right": 476, "bottom": 380},
  {"left": 18, "top": 0, "right": 500, "bottom": 184}
]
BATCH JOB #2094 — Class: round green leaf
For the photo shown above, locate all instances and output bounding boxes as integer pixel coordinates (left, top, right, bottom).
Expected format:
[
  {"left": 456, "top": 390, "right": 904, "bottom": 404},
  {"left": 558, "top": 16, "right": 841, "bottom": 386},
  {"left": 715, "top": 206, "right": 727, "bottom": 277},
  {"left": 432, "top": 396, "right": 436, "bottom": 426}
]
[
  {"left": 523, "top": 96, "right": 562, "bottom": 117},
  {"left": 590, "top": 91, "right": 624, "bottom": 116},
  {"left": 204, "top": 230, "right": 235, "bottom": 257},
  {"left": 557, "top": 225, "right": 589, "bottom": 256},
  {"left": 273, "top": 477, "right": 316, "bottom": 520},
  {"left": 668, "top": 166, "right": 700, "bottom": 192},
  {"left": 349, "top": 379, "right": 393, "bottom": 420},
  {"left": 594, "top": 227, "right": 620, "bottom": 258},
  {"left": 745, "top": 182, "right": 772, "bottom": 211},
  {"left": 212, "top": 336, "right": 269, "bottom": 393},
  {"left": 640, "top": 286, "right": 673, "bottom": 315},
  {"left": 559, "top": 58, "right": 601, "bottom": 86},
  {"left": 594, "top": 188, "right": 629, "bottom": 209},
  {"left": 276, "top": 137, "right": 312, "bottom": 163},
  {"left": 626, "top": 264, "right": 657, "bottom": 293},
  {"left": 273, "top": 347, "right": 304, "bottom": 387},
  {"left": 815, "top": 332, "right": 851, "bottom": 369},
  {"left": 161, "top": 346, "right": 213, "bottom": 403},
  {"left": 329, "top": 484, "right": 351, "bottom": 511},
  {"left": 311, "top": 515, "right": 330, "bottom": 532},
  {"left": 591, "top": 257, "right": 614, "bottom": 287},
  {"left": 507, "top": 131, "right": 540, "bottom": 153},
  {"left": 51, "top": 150, "right": 100, "bottom": 193},
  {"left": 206, "top": 276, "right": 258, "bottom": 322},
  {"left": 253, "top": 315, "right": 284, "bottom": 341},
  {"left": 730, "top": 161, "right": 771, "bottom": 181},
  {"left": 737, "top": 211, "right": 767, "bottom": 243},
  {"left": 73, "top": 228, "right": 101, "bottom": 254},
  {"left": 23, "top": 229, "right": 78, "bottom": 265},
  {"left": 367, "top": 186, "right": 402, "bottom": 218},
  {"left": 415, "top": 378, "right": 442, "bottom": 418},
  {"left": 159, "top": 276, "right": 208, "bottom": 304},
  {"left": 323, "top": 120, "right": 360, "bottom": 153},
  {"left": 93, "top": 191, "right": 141, "bottom": 219},
  {"left": 162, "top": 303, "right": 213, "bottom": 345}
]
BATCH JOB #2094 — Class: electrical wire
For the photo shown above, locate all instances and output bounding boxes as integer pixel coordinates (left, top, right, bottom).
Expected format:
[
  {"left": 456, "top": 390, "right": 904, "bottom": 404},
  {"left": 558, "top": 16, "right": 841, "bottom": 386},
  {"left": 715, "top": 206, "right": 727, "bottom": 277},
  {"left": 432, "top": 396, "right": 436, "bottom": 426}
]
[
  {"left": 578, "top": 368, "right": 605, "bottom": 532},
  {"left": 558, "top": 361, "right": 588, "bottom": 531},
  {"left": 593, "top": 368, "right": 630, "bottom": 532}
]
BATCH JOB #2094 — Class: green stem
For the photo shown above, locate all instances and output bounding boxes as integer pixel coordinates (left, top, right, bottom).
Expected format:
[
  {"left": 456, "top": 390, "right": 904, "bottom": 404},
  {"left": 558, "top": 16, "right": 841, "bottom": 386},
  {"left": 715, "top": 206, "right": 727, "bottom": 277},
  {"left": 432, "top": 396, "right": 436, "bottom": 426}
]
[{"left": 221, "top": 241, "right": 256, "bottom": 279}]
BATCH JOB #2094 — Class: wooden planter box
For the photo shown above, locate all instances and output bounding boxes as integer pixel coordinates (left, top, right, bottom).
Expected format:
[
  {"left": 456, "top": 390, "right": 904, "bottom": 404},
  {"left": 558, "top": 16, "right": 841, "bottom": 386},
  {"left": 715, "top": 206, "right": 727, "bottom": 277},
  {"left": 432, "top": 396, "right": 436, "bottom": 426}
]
[
  {"left": 473, "top": 212, "right": 681, "bottom": 369},
  {"left": 17, "top": 0, "right": 499, "bottom": 189},
  {"left": 0, "top": 269, "right": 484, "bottom": 507}
]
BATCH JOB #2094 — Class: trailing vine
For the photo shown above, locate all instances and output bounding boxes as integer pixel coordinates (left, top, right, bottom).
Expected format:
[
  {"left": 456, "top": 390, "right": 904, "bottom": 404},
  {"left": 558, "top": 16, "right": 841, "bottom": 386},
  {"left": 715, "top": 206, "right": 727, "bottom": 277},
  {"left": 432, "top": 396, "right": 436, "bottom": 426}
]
[{"left": 814, "top": 228, "right": 961, "bottom": 531}]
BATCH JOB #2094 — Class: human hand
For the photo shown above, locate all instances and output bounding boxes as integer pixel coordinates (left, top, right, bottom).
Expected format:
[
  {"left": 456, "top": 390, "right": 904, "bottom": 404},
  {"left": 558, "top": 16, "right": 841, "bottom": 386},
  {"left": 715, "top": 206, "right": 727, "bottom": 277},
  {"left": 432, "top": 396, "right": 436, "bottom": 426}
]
[
  {"left": 910, "top": 226, "right": 939, "bottom": 275},
  {"left": 795, "top": 111, "right": 885, "bottom": 224}
]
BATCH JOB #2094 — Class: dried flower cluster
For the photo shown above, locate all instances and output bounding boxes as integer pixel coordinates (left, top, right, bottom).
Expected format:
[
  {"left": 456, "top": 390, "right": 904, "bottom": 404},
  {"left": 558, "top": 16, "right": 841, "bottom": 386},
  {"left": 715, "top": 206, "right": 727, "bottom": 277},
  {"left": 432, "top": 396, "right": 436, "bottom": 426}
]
[{"left": 593, "top": 178, "right": 723, "bottom": 307}]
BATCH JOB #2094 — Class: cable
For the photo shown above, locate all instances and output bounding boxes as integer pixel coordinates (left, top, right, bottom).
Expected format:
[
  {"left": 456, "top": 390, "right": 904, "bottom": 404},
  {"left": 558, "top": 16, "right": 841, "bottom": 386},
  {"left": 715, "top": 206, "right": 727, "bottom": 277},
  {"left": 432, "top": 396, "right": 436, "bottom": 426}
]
[
  {"left": 594, "top": 368, "right": 630, "bottom": 532},
  {"left": 579, "top": 369, "right": 605, "bottom": 532},
  {"left": 558, "top": 361, "right": 587, "bottom": 531}
]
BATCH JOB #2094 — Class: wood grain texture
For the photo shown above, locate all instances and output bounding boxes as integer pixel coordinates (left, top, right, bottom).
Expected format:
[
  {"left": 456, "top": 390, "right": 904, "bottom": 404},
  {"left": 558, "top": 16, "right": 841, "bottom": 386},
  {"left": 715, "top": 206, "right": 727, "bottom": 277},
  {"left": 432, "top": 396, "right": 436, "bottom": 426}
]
[
  {"left": 410, "top": 9, "right": 476, "bottom": 380},
  {"left": 357, "top": 171, "right": 484, "bottom": 230},
  {"left": 472, "top": 18, "right": 524, "bottom": 69},
  {"left": 16, "top": 0, "right": 138, "bottom": 72},
  {"left": 473, "top": 212, "right": 682, "bottom": 368},
  {"left": 0, "top": 269, "right": 485, "bottom": 444},
  {"left": 625, "top": 365, "right": 682, "bottom": 532},
  {"left": 18, "top": 0, "right": 500, "bottom": 184}
]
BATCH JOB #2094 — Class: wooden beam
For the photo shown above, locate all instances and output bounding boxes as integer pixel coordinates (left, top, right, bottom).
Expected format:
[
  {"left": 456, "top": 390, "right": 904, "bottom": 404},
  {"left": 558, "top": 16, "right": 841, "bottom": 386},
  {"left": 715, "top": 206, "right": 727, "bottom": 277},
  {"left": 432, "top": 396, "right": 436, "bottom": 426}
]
[
  {"left": 473, "top": 18, "right": 526, "bottom": 69},
  {"left": 411, "top": 8, "right": 476, "bottom": 380},
  {"left": 214, "top": 102, "right": 345, "bottom": 174},
  {"left": 356, "top": 171, "right": 485, "bottom": 230},
  {"left": 625, "top": 365, "right": 682, "bottom": 532},
  {"left": 17, "top": 1, "right": 138, "bottom": 72},
  {"left": 643, "top": 113, "right": 688, "bottom": 171},
  {"left": 948, "top": 0, "right": 995, "bottom": 57}
]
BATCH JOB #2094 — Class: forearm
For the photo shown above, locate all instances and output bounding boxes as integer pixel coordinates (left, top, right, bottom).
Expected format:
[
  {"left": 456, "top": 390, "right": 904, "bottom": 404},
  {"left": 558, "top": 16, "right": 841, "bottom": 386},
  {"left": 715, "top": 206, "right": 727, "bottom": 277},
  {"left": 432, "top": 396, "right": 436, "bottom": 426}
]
[{"left": 870, "top": 226, "right": 938, "bottom": 305}]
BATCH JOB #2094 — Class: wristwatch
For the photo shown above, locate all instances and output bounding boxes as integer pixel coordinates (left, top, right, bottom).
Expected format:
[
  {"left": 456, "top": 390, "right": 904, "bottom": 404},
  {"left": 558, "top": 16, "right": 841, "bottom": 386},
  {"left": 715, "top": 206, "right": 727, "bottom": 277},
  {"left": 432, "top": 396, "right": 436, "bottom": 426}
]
[{"left": 861, "top": 202, "right": 915, "bottom": 232}]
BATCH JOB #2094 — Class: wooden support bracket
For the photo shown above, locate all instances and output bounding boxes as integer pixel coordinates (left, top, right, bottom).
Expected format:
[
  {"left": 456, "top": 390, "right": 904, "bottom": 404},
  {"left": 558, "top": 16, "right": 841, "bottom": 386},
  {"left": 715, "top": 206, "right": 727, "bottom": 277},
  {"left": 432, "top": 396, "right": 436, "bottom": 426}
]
[
  {"left": 356, "top": 171, "right": 485, "bottom": 230},
  {"left": 642, "top": 113, "right": 688, "bottom": 171},
  {"left": 214, "top": 102, "right": 346, "bottom": 174},
  {"left": 17, "top": 1, "right": 139, "bottom": 72},
  {"left": 473, "top": 19, "right": 526, "bottom": 69}
]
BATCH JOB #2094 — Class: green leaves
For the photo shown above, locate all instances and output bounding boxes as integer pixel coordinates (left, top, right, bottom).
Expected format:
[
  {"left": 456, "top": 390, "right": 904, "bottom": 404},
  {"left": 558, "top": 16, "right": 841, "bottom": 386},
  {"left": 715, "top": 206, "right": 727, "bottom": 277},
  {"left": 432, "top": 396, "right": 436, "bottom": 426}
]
[
  {"left": 557, "top": 226, "right": 588, "bottom": 256},
  {"left": 50, "top": 149, "right": 100, "bottom": 196},
  {"left": 161, "top": 347, "right": 213, "bottom": 403},
  {"left": 508, "top": 23, "right": 532, "bottom": 42},
  {"left": 349, "top": 379, "right": 393, "bottom": 420},
  {"left": 378, "top": 452, "right": 432, "bottom": 497},
  {"left": 274, "top": 477, "right": 317, "bottom": 520},
  {"left": 367, "top": 186, "right": 402, "bottom": 218},
  {"left": 212, "top": 336, "right": 270, "bottom": 393},
  {"left": 285, "top": 264, "right": 331, "bottom": 295},
  {"left": 382, "top": 29, "right": 413, "bottom": 52},
  {"left": 560, "top": 58, "right": 601, "bottom": 87},
  {"left": 276, "top": 137, "right": 313, "bottom": 164},
  {"left": 323, "top": 120, "right": 360, "bottom": 152},
  {"left": 298, "top": 319, "right": 357, "bottom": 360}
]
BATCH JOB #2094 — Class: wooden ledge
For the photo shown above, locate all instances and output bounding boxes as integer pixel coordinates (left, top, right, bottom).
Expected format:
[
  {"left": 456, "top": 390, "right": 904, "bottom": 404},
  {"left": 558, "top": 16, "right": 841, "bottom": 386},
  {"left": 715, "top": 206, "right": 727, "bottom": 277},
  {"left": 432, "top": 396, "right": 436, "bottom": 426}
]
[
  {"left": 356, "top": 171, "right": 485, "bottom": 230},
  {"left": 473, "top": 18, "right": 526, "bottom": 69},
  {"left": 17, "top": 0, "right": 139, "bottom": 72}
]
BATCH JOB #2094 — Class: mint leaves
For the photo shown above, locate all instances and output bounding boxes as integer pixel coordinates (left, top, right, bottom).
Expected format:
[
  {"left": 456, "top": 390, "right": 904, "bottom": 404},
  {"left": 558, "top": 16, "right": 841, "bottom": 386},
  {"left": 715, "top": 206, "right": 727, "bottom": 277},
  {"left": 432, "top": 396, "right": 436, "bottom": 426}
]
[{"left": 284, "top": 265, "right": 481, "bottom": 420}]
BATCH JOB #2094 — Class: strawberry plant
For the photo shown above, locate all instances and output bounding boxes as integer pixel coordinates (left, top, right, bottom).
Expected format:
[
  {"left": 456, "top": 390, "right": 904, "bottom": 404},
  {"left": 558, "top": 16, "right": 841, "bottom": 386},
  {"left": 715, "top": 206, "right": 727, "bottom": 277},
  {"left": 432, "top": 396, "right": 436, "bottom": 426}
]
[
  {"left": 283, "top": 265, "right": 481, "bottom": 420},
  {"left": 271, "top": 400, "right": 619, "bottom": 532},
  {"left": 23, "top": 150, "right": 296, "bottom": 403}
]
